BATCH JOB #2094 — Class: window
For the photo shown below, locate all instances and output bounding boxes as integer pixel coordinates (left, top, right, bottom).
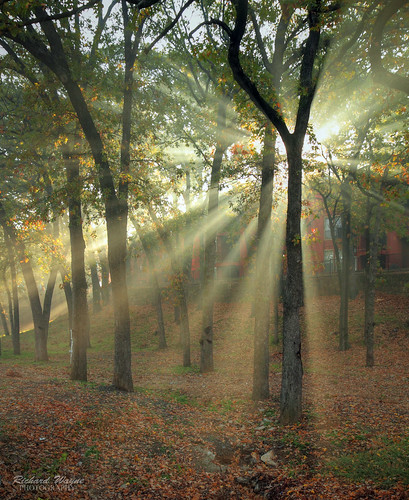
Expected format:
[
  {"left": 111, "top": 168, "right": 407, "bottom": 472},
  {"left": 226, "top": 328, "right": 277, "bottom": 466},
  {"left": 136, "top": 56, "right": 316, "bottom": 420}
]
[
  {"left": 324, "top": 249, "right": 334, "bottom": 273},
  {"left": 324, "top": 217, "right": 342, "bottom": 240}
]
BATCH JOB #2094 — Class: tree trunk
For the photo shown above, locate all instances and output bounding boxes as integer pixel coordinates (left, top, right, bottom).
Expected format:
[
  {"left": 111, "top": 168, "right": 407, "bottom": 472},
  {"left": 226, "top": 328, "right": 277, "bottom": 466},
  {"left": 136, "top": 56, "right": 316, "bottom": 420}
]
[
  {"left": 0, "top": 301, "right": 9, "bottom": 337},
  {"left": 99, "top": 249, "right": 110, "bottom": 306},
  {"left": 272, "top": 296, "right": 279, "bottom": 345},
  {"left": 280, "top": 142, "right": 304, "bottom": 424},
  {"left": 60, "top": 267, "right": 73, "bottom": 335},
  {"left": 10, "top": 252, "right": 20, "bottom": 355},
  {"left": 364, "top": 168, "right": 387, "bottom": 367},
  {"left": 339, "top": 182, "right": 352, "bottom": 351},
  {"left": 364, "top": 211, "right": 375, "bottom": 367},
  {"left": 3, "top": 236, "right": 20, "bottom": 354},
  {"left": 179, "top": 281, "right": 191, "bottom": 367},
  {"left": 89, "top": 252, "right": 102, "bottom": 313},
  {"left": 40, "top": 267, "right": 58, "bottom": 341},
  {"left": 252, "top": 123, "right": 276, "bottom": 400},
  {"left": 63, "top": 141, "right": 89, "bottom": 381},
  {"left": 3, "top": 271, "right": 13, "bottom": 335},
  {"left": 200, "top": 100, "right": 227, "bottom": 373},
  {"left": 108, "top": 209, "right": 133, "bottom": 390},
  {"left": 153, "top": 277, "right": 167, "bottom": 349}
]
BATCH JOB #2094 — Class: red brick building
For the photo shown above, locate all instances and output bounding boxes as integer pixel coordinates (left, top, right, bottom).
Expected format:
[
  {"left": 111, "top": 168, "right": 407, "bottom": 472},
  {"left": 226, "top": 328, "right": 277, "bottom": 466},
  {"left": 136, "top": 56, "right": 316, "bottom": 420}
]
[{"left": 307, "top": 214, "right": 409, "bottom": 274}]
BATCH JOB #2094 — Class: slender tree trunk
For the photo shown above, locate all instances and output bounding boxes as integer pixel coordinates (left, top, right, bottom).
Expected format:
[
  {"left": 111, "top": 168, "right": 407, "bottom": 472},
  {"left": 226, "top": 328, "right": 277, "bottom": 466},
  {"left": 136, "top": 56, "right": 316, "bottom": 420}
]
[
  {"left": 3, "top": 271, "right": 14, "bottom": 335},
  {"left": 40, "top": 267, "right": 58, "bottom": 340},
  {"left": 3, "top": 236, "right": 20, "bottom": 354},
  {"left": 63, "top": 140, "right": 89, "bottom": 381},
  {"left": 280, "top": 142, "right": 304, "bottom": 424},
  {"left": 0, "top": 301, "right": 9, "bottom": 337},
  {"left": 339, "top": 182, "right": 352, "bottom": 351},
  {"left": 9, "top": 253, "right": 20, "bottom": 354},
  {"left": 272, "top": 295, "right": 279, "bottom": 345},
  {"left": 99, "top": 249, "right": 110, "bottom": 306},
  {"left": 200, "top": 100, "right": 227, "bottom": 373},
  {"left": 152, "top": 276, "right": 167, "bottom": 349},
  {"left": 89, "top": 252, "right": 102, "bottom": 313},
  {"left": 364, "top": 168, "right": 387, "bottom": 367},
  {"left": 60, "top": 267, "right": 73, "bottom": 334},
  {"left": 179, "top": 280, "right": 191, "bottom": 367},
  {"left": 252, "top": 123, "right": 276, "bottom": 400},
  {"left": 364, "top": 209, "right": 375, "bottom": 367}
]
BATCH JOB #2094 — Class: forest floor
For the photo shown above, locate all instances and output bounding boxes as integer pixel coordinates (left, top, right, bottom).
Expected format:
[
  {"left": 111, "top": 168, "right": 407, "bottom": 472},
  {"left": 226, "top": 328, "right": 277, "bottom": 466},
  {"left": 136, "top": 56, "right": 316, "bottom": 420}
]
[{"left": 0, "top": 290, "right": 409, "bottom": 499}]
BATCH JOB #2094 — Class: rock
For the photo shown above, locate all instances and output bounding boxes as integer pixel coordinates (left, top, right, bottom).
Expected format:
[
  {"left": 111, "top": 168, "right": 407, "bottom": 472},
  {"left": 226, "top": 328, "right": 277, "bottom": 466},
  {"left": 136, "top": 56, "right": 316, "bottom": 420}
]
[
  {"left": 192, "top": 446, "right": 224, "bottom": 473},
  {"left": 260, "top": 450, "right": 277, "bottom": 466}
]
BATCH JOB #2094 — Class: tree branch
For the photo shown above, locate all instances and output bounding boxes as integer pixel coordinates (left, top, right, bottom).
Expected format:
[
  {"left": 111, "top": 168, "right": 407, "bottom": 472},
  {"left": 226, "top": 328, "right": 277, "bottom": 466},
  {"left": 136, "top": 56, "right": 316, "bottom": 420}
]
[
  {"left": 144, "top": 0, "right": 196, "bottom": 55},
  {"left": 369, "top": 0, "right": 409, "bottom": 95},
  {"left": 1, "top": 0, "right": 101, "bottom": 32},
  {"left": 226, "top": 0, "right": 290, "bottom": 142}
]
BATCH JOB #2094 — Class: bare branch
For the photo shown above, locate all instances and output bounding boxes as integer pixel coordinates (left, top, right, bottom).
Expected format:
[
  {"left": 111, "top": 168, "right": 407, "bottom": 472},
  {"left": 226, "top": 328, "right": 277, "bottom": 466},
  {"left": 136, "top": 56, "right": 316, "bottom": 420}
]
[
  {"left": 190, "top": 19, "right": 232, "bottom": 39},
  {"left": 144, "top": 0, "right": 196, "bottom": 55}
]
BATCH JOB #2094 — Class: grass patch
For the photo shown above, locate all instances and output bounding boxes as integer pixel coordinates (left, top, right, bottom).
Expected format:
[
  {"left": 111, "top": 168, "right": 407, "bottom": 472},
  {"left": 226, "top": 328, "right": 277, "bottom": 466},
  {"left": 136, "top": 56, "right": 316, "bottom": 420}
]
[
  {"left": 328, "top": 436, "right": 409, "bottom": 487},
  {"left": 172, "top": 364, "right": 200, "bottom": 375},
  {"left": 168, "top": 390, "right": 196, "bottom": 406}
]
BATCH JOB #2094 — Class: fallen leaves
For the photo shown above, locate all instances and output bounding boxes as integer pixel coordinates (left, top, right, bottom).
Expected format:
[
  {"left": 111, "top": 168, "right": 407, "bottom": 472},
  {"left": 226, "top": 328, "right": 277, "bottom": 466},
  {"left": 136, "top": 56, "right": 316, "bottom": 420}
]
[{"left": 0, "top": 292, "right": 408, "bottom": 498}]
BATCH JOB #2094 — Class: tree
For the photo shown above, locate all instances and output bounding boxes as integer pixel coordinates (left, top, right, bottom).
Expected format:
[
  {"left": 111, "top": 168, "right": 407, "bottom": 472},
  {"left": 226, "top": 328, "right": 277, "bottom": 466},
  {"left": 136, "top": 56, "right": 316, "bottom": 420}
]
[{"left": 199, "top": 0, "right": 330, "bottom": 423}]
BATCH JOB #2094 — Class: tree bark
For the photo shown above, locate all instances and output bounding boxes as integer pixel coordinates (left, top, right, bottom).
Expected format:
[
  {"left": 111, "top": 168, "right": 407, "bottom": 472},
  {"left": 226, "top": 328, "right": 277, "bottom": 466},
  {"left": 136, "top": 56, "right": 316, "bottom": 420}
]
[
  {"left": 200, "top": 100, "right": 228, "bottom": 373},
  {"left": 280, "top": 142, "right": 304, "bottom": 424},
  {"left": 252, "top": 123, "right": 276, "bottom": 400}
]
